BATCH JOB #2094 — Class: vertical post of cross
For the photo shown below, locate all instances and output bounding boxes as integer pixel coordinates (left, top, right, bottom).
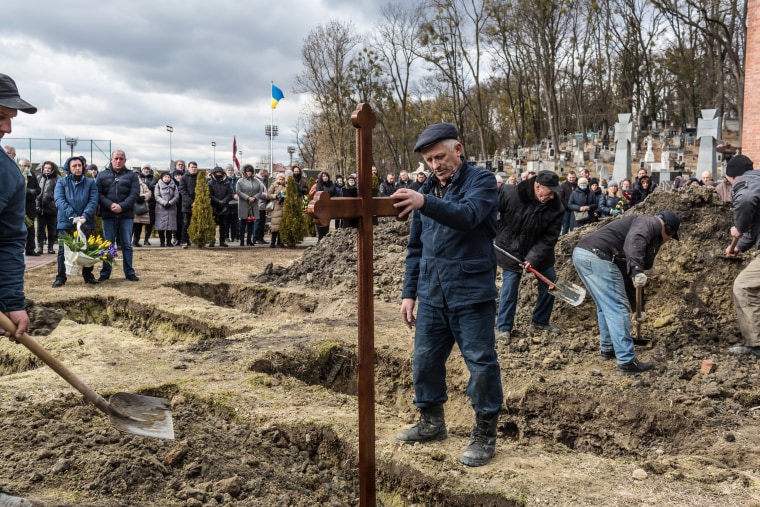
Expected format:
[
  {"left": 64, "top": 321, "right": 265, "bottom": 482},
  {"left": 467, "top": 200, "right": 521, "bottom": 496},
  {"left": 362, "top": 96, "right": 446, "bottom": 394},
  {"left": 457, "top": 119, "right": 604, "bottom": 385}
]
[{"left": 352, "top": 103, "right": 377, "bottom": 507}]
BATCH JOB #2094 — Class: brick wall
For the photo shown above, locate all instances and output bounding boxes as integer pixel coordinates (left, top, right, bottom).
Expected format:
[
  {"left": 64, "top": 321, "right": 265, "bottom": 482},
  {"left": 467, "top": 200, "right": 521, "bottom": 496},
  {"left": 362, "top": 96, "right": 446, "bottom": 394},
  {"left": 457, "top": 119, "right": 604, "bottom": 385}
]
[{"left": 743, "top": 0, "right": 759, "bottom": 160}]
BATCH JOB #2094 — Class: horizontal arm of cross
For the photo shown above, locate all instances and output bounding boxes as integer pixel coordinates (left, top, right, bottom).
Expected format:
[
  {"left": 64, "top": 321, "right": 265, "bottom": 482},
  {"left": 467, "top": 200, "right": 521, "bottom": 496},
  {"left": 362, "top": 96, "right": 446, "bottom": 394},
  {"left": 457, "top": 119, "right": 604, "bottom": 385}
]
[{"left": 306, "top": 191, "right": 406, "bottom": 227}]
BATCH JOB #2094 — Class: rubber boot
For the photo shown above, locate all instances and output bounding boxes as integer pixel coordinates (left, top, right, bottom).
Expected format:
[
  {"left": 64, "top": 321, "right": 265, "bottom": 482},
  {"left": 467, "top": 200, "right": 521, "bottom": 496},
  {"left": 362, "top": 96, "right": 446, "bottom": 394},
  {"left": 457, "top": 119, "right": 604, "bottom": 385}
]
[
  {"left": 460, "top": 412, "right": 499, "bottom": 467},
  {"left": 396, "top": 405, "right": 447, "bottom": 444}
]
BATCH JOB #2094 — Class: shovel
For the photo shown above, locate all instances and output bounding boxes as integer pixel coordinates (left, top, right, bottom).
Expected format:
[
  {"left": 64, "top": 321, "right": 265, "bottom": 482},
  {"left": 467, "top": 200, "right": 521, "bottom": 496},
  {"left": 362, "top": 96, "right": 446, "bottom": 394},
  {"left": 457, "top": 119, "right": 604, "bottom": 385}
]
[
  {"left": 493, "top": 243, "right": 586, "bottom": 307},
  {"left": 0, "top": 312, "right": 174, "bottom": 439}
]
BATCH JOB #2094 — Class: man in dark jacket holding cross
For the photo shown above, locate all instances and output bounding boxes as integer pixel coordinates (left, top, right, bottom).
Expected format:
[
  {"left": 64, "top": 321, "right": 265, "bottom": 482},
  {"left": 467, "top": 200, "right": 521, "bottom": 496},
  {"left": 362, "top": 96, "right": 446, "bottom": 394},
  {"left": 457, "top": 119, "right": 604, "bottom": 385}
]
[{"left": 393, "top": 123, "right": 503, "bottom": 467}]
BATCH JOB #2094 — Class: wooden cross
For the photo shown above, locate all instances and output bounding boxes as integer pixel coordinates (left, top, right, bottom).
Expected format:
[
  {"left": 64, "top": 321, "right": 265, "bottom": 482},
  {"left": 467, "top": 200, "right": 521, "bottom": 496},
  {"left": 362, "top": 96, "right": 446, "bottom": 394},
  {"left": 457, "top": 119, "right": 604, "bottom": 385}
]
[{"left": 307, "top": 103, "right": 405, "bottom": 506}]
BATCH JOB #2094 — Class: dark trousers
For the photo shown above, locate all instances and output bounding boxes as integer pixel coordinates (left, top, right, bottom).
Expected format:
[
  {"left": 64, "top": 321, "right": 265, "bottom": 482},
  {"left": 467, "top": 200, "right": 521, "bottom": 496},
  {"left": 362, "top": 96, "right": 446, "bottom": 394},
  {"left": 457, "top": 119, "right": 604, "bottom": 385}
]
[
  {"left": 213, "top": 214, "right": 228, "bottom": 245},
  {"left": 254, "top": 209, "right": 267, "bottom": 242},
  {"left": 132, "top": 223, "right": 146, "bottom": 244},
  {"left": 25, "top": 224, "right": 36, "bottom": 253},
  {"left": 181, "top": 211, "right": 192, "bottom": 244},
  {"left": 239, "top": 219, "right": 255, "bottom": 244},
  {"left": 37, "top": 214, "right": 57, "bottom": 249},
  {"left": 228, "top": 213, "right": 239, "bottom": 240},
  {"left": 175, "top": 209, "right": 184, "bottom": 244}
]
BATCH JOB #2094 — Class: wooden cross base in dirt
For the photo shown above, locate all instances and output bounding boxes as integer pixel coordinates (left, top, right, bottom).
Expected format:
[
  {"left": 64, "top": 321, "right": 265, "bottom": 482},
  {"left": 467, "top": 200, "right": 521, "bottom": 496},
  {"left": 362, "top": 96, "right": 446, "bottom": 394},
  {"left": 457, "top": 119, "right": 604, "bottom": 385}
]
[{"left": 307, "top": 103, "right": 406, "bottom": 507}]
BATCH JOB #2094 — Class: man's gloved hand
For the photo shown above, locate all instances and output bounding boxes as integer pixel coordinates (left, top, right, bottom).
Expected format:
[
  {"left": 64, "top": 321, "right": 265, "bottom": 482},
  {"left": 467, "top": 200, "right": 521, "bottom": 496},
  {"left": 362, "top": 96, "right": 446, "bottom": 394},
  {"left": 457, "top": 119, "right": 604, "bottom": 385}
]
[{"left": 633, "top": 273, "right": 647, "bottom": 288}]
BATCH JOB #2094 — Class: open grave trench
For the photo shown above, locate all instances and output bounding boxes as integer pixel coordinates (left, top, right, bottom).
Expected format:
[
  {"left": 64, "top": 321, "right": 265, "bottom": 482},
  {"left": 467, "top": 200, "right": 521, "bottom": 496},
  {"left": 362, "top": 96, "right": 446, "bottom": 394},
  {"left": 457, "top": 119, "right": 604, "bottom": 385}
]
[{"left": 1, "top": 283, "right": 525, "bottom": 505}]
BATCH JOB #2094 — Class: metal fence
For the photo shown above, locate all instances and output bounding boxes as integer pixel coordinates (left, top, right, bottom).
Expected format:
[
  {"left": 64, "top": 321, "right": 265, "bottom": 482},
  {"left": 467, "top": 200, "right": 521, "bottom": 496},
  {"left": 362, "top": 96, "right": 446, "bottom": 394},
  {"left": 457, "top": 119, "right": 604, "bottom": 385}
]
[{"left": 3, "top": 138, "right": 112, "bottom": 170}]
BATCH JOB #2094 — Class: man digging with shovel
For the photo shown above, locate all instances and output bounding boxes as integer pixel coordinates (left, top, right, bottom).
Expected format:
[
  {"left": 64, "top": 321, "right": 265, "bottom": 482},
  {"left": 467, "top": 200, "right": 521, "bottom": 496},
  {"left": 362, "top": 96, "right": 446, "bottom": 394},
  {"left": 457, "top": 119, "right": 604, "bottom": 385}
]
[
  {"left": 723, "top": 154, "right": 760, "bottom": 358},
  {"left": 494, "top": 170, "right": 565, "bottom": 344},
  {"left": 0, "top": 73, "right": 37, "bottom": 507},
  {"left": 572, "top": 210, "right": 681, "bottom": 374}
]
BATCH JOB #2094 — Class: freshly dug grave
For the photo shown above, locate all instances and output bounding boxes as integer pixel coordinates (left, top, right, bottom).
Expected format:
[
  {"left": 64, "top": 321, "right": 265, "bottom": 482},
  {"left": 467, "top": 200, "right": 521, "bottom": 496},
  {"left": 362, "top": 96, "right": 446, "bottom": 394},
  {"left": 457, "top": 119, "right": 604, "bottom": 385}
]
[{"left": 1, "top": 185, "right": 760, "bottom": 506}]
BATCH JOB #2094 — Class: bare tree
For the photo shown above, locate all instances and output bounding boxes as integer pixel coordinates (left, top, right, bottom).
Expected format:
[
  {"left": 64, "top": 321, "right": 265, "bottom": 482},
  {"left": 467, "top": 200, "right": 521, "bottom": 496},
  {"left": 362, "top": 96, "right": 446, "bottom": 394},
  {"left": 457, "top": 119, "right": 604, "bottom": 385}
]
[
  {"left": 650, "top": 0, "right": 746, "bottom": 143},
  {"left": 373, "top": 2, "right": 426, "bottom": 172},
  {"left": 294, "top": 20, "right": 361, "bottom": 174}
]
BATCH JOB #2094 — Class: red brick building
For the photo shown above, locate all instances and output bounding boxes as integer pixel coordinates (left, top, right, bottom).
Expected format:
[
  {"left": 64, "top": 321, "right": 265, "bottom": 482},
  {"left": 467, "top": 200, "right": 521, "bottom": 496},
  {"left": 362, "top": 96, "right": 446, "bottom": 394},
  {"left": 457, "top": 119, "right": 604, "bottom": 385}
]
[{"left": 743, "top": 0, "right": 759, "bottom": 160}]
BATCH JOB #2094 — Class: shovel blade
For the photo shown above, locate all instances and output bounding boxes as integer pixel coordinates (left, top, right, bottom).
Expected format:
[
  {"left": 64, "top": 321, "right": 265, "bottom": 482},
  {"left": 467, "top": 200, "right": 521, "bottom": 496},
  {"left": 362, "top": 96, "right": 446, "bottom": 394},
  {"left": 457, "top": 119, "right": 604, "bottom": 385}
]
[
  {"left": 108, "top": 392, "right": 175, "bottom": 440},
  {"left": 549, "top": 279, "right": 586, "bottom": 307}
]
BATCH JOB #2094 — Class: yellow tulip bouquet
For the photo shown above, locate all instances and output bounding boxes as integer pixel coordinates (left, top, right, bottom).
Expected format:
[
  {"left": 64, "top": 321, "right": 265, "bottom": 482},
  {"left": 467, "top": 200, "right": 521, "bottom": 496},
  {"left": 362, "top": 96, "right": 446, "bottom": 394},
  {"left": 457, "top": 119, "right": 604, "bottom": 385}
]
[{"left": 59, "top": 229, "right": 117, "bottom": 267}]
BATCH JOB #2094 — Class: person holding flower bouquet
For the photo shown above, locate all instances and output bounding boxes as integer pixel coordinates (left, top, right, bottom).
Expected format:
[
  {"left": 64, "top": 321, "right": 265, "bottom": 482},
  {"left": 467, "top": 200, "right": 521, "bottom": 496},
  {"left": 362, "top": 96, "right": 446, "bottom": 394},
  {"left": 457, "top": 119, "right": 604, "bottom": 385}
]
[
  {"left": 597, "top": 180, "right": 629, "bottom": 219},
  {"left": 52, "top": 156, "right": 101, "bottom": 287}
]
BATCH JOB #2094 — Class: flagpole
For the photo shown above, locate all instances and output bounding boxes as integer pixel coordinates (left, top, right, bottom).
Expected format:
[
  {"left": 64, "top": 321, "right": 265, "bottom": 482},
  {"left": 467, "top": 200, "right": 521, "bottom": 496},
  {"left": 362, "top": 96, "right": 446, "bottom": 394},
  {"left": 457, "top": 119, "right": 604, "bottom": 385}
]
[{"left": 270, "top": 81, "right": 274, "bottom": 176}]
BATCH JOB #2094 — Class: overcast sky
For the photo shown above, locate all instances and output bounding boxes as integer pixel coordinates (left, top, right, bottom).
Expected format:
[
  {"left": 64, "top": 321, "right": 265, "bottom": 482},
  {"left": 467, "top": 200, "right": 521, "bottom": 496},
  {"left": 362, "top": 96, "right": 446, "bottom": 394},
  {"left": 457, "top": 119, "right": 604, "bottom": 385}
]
[{"left": 3, "top": 0, "right": 382, "bottom": 171}]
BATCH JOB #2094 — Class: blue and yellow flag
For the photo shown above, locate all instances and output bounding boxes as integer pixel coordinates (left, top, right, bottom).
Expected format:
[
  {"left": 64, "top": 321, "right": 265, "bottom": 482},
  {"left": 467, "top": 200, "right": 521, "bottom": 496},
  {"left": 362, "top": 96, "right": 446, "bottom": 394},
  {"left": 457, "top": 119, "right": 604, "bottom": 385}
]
[{"left": 271, "top": 84, "right": 284, "bottom": 109}]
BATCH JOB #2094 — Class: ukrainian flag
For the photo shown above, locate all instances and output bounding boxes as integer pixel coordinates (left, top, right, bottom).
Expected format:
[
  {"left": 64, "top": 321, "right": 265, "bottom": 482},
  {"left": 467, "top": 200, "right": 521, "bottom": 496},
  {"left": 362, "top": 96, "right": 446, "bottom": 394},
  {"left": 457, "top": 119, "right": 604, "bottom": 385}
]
[{"left": 271, "top": 84, "right": 284, "bottom": 109}]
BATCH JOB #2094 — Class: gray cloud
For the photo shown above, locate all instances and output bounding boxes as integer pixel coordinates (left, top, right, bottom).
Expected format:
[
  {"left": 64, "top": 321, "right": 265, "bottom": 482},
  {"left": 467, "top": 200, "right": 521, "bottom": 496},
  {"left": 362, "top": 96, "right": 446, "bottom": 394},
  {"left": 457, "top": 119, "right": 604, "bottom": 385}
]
[{"left": 2, "top": 0, "right": 383, "bottom": 169}]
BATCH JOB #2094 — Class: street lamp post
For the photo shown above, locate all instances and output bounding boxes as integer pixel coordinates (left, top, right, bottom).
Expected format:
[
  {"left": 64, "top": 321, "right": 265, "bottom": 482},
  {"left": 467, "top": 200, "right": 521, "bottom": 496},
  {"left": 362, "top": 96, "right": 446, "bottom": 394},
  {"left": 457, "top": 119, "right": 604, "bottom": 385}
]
[
  {"left": 238, "top": 150, "right": 243, "bottom": 166},
  {"left": 265, "top": 124, "right": 279, "bottom": 174},
  {"left": 65, "top": 137, "right": 78, "bottom": 157},
  {"left": 211, "top": 141, "right": 216, "bottom": 166},
  {"left": 166, "top": 125, "right": 174, "bottom": 169},
  {"left": 287, "top": 146, "right": 296, "bottom": 166}
]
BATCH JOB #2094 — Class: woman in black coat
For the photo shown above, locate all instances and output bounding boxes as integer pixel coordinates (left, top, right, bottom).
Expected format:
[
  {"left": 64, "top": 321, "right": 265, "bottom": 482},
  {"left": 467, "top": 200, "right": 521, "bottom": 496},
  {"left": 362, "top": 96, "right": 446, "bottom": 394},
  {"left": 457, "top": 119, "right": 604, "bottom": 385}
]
[{"left": 566, "top": 177, "right": 598, "bottom": 231}]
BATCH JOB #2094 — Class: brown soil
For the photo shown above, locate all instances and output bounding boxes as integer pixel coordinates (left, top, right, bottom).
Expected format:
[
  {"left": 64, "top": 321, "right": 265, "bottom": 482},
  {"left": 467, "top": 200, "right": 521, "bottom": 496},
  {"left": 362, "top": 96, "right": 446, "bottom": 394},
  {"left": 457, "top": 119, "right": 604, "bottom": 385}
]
[{"left": 3, "top": 186, "right": 760, "bottom": 506}]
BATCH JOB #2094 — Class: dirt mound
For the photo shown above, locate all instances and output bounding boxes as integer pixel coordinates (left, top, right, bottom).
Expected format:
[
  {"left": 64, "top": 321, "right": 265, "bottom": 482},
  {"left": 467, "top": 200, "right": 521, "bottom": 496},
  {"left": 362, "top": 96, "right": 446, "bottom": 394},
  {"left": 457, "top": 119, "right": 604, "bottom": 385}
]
[{"left": 254, "top": 218, "right": 410, "bottom": 302}]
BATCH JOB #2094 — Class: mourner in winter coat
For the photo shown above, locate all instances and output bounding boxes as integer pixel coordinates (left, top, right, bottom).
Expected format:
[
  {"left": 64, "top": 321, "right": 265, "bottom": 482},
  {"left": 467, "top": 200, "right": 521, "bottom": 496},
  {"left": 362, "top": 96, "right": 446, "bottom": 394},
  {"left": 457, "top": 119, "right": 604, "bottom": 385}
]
[
  {"left": 207, "top": 167, "right": 233, "bottom": 247},
  {"left": 153, "top": 171, "right": 179, "bottom": 247},
  {"left": 36, "top": 161, "right": 60, "bottom": 254},
  {"left": 53, "top": 156, "right": 99, "bottom": 286},
  {"left": 567, "top": 177, "right": 598, "bottom": 231},
  {"left": 267, "top": 174, "right": 288, "bottom": 248}
]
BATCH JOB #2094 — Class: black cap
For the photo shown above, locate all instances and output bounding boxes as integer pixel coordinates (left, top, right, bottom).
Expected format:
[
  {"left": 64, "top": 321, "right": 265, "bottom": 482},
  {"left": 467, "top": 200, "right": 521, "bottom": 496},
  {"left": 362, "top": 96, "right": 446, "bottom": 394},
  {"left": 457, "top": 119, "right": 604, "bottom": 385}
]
[
  {"left": 726, "top": 154, "right": 753, "bottom": 178},
  {"left": 413, "top": 123, "right": 459, "bottom": 152},
  {"left": 212, "top": 166, "right": 224, "bottom": 174},
  {"left": 0, "top": 74, "right": 37, "bottom": 114},
  {"left": 534, "top": 170, "right": 561, "bottom": 193},
  {"left": 656, "top": 210, "right": 680, "bottom": 240}
]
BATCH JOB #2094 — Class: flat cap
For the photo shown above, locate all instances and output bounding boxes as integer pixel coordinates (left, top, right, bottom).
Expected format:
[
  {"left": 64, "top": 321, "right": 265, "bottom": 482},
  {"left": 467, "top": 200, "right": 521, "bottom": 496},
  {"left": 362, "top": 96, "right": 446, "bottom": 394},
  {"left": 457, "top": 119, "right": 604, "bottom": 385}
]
[
  {"left": 0, "top": 74, "right": 37, "bottom": 114},
  {"left": 413, "top": 123, "right": 459, "bottom": 152},
  {"left": 534, "top": 170, "right": 561, "bottom": 193}
]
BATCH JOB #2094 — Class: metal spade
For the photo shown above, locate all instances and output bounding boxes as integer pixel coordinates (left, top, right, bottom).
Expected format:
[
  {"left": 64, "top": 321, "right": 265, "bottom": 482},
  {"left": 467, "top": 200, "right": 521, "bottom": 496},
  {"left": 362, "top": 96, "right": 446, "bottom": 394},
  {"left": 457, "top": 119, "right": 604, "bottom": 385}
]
[
  {"left": 493, "top": 243, "right": 586, "bottom": 307},
  {"left": 0, "top": 312, "right": 174, "bottom": 439}
]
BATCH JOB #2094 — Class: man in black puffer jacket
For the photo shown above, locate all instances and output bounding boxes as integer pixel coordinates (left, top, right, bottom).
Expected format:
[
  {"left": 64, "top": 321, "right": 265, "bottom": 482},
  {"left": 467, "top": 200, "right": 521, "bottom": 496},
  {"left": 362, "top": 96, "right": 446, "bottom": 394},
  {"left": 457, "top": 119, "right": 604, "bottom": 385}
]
[
  {"left": 96, "top": 150, "right": 140, "bottom": 282},
  {"left": 494, "top": 170, "right": 564, "bottom": 342},
  {"left": 207, "top": 166, "right": 233, "bottom": 247}
]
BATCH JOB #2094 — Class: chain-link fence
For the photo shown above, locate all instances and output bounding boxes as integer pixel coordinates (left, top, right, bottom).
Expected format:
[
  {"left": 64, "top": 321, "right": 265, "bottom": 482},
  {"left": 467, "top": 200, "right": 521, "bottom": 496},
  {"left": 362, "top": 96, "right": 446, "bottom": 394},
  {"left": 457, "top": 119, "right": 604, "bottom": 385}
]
[{"left": 3, "top": 137, "right": 111, "bottom": 172}]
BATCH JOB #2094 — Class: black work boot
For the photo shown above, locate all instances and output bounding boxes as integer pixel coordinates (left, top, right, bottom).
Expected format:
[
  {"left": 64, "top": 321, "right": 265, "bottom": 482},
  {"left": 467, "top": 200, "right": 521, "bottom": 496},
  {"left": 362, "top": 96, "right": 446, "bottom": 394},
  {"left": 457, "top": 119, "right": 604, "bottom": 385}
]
[
  {"left": 617, "top": 357, "right": 654, "bottom": 375},
  {"left": 396, "top": 405, "right": 447, "bottom": 444},
  {"left": 460, "top": 412, "right": 499, "bottom": 467}
]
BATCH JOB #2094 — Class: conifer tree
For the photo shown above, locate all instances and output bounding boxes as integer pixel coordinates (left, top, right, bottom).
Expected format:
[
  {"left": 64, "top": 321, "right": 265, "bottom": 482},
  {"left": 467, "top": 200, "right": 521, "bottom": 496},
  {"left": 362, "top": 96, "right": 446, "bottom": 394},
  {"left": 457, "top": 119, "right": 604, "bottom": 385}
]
[
  {"left": 279, "top": 177, "right": 307, "bottom": 247},
  {"left": 188, "top": 170, "right": 216, "bottom": 247}
]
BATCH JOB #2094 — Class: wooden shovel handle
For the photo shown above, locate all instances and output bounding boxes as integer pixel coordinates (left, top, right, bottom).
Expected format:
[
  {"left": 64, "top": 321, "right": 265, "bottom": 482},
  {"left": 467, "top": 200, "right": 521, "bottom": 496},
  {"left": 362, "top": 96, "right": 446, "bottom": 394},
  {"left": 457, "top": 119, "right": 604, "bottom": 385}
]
[
  {"left": 0, "top": 312, "right": 112, "bottom": 416},
  {"left": 728, "top": 236, "right": 739, "bottom": 255}
]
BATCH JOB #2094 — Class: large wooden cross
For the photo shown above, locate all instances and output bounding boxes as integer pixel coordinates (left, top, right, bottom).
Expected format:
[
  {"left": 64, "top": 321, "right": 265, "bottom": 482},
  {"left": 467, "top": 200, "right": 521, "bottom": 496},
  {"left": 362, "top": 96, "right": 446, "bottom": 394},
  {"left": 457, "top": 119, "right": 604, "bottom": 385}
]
[{"left": 307, "top": 103, "right": 405, "bottom": 506}]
